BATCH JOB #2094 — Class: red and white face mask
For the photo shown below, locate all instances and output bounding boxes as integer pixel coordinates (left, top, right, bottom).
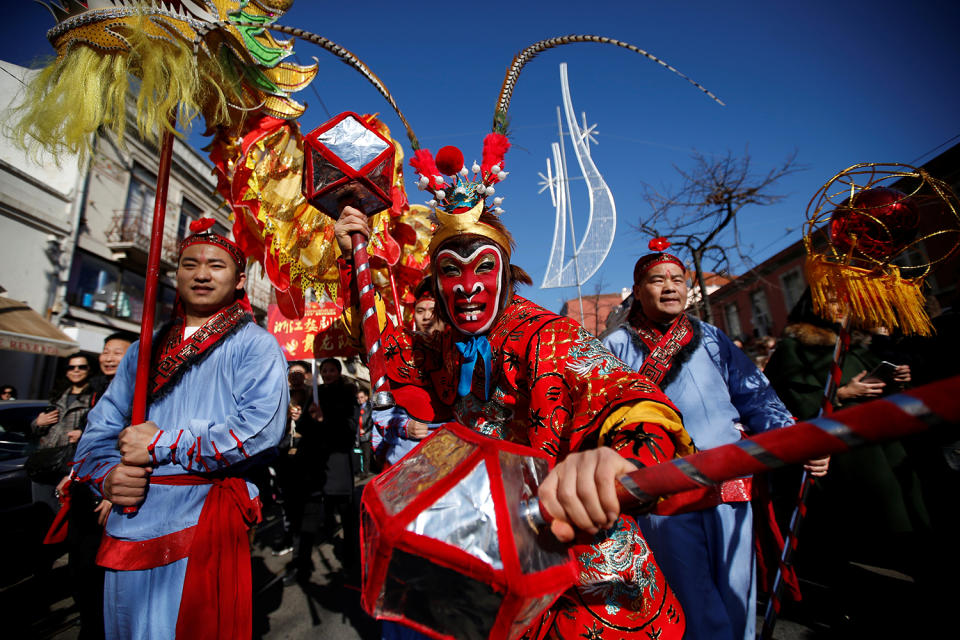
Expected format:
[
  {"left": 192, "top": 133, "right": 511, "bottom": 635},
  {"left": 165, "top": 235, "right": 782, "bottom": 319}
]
[{"left": 435, "top": 244, "right": 504, "bottom": 335}]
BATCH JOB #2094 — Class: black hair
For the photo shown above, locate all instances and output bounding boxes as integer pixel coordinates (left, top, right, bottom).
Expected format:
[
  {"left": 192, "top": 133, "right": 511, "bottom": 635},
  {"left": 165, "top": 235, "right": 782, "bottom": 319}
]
[
  {"left": 104, "top": 331, "right": 138, "bottom": 345},
  {"left": 319, "top": 358, "right": 342, "bottom": 373},
  {"left": 287, "top": 360, "right": 310, "bottom": 371},
  {"left": 1, "top": 384, "right": 16, "bottom": 397}
]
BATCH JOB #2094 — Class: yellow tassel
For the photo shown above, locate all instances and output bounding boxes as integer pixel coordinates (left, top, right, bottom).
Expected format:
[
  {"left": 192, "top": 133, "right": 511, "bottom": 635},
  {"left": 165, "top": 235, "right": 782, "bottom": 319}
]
[
  {"left": 8, "top": 16, "right": 235, "bottom": 161},
  {"left": 804, "top": 256, "right": 933, "bottom": 336}
]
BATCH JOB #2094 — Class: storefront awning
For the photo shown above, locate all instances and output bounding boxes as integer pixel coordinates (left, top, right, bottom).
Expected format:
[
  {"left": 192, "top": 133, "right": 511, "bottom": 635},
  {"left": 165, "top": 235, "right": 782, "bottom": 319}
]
[{"left": 0, "top": 297, "right": 79, "bottom": 357}]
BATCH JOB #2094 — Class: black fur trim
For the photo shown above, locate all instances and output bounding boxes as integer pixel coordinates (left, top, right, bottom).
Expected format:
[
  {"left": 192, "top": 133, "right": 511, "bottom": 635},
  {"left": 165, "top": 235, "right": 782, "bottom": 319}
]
[{"left": 148, "top": 313, "right": 253, "bottom": 403}]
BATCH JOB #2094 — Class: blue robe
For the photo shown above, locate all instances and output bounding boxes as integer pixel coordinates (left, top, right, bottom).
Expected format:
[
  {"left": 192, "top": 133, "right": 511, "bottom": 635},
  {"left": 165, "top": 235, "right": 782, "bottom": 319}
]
[
  {"left": 604, "top": 318, "right": 792, "bottom": 640},
  {"left": 73, "top": 322, "right": 288, "bottom": 640},
  {"left": 371, "top": 406, "right": 443, "bottom": 466}
]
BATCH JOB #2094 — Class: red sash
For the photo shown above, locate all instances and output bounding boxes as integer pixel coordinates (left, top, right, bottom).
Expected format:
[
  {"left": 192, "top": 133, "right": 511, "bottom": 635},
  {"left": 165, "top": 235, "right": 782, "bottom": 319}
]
[
  {"left": 96, "top": 475, "right": 261, "bottom": 640},
  {"left": 629, "top": 312, "right": 695, "bottom": 387}
]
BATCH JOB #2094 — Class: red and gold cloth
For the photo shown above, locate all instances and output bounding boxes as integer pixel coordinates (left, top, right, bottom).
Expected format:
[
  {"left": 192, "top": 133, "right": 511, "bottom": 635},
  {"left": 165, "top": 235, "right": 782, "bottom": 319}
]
[{"left": 349, "top": 293, "right": 695, "bottom": 639}]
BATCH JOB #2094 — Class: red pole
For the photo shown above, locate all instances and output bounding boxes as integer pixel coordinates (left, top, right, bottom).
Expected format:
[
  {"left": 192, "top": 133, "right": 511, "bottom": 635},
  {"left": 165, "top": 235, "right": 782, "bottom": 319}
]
[
  {"left": 523, "top": 376, "right": 960, "bottom": 526},
  {"left": 131, "top": 125, "right": 176, "bottom": 424},
  {"left": 387, "top": 266, "right": 403, "bottom": 325}
]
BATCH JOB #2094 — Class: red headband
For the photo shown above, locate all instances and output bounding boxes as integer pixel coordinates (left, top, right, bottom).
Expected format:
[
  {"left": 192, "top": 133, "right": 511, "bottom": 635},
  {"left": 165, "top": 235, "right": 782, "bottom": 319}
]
[
  {"left": 178, "top": 217, "right": 245, "bottom": 271},
  {"left": 633, "top": 238, "right": 684, "bottom": 282}
]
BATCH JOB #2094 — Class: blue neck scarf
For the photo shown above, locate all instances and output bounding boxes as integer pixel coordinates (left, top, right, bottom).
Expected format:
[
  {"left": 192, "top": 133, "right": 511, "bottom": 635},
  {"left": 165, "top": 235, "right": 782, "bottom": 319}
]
[{"left": 455, "top": 335, "right": 492, "bottom": 400}]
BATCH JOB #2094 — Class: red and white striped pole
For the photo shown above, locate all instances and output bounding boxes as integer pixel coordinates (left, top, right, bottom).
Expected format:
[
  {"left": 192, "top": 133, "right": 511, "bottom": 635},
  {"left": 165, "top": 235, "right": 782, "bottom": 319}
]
[
  {"left": 523, "top": 376, "right": 959, "bottom": 527},
  {"left": 349, "top": 230, "right": 394, "bottom": 409}
]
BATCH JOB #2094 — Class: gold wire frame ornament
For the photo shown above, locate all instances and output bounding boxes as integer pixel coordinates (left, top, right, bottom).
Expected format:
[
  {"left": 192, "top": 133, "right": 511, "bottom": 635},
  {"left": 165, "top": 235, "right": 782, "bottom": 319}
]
[{"left": 803, "top": 162, "right": 960, "bottom": 335}]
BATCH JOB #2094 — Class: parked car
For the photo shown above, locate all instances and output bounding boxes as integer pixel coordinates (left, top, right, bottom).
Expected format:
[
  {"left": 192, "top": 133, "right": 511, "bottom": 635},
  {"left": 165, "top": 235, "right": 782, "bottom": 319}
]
[{"left": 0, "top": 400, "right": 55, "bottom": 587}]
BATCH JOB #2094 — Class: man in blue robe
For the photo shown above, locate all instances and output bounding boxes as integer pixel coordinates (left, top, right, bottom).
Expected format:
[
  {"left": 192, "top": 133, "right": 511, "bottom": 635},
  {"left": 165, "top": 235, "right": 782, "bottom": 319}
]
[
  {"left": 602, "top": 242, "right": 827, "bottom": 640},
  {"left": 73, "top": 218, "right": 288, "bottom": 640}
]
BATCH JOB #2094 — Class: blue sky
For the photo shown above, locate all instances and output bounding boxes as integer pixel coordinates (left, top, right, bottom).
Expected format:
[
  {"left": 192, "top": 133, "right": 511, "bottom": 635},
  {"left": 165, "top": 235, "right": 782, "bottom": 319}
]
[{"left": 3, "top": 1, "right": 958, "bottom": 313}]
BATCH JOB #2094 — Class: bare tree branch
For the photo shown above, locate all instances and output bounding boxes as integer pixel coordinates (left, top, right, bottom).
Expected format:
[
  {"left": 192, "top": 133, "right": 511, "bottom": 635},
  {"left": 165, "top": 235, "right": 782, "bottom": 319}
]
[{"left": 635, "top": 149, "right": 804, "bottom": 323}]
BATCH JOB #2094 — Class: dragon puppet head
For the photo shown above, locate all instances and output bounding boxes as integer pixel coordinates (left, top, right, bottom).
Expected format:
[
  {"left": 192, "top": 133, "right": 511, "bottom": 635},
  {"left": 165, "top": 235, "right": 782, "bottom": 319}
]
[{"left": 15, "top": 0, "right": 316, "bottom": 156}]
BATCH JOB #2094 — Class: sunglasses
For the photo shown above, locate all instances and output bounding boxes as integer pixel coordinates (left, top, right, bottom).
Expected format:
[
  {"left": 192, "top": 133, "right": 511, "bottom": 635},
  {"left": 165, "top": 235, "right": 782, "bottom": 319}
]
[{"left": 67, "top": 364, "right": 89, "bottom": 371}]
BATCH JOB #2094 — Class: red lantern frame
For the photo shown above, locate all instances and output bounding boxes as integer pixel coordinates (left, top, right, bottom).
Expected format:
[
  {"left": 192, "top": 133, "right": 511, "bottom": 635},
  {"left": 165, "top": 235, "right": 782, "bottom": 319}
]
[
  {"left": 360, "top": 423, "right": 578, "bottom": 640},
  {"left": 302, "top": 111, "right": 395, "bottom": 218}
]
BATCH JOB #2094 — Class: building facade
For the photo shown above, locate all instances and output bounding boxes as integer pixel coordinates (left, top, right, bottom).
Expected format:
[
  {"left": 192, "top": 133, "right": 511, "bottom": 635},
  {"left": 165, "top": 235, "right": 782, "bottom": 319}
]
[{"left": 0, "top": 60, "right": 272, "bottom": 398}]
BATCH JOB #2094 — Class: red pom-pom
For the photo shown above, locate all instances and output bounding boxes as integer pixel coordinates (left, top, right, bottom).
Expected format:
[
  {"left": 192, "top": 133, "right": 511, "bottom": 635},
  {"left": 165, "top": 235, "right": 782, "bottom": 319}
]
[
  {"left": 435, "top": 146, "right": 464, "bottom": 176},
  {"left": 189, "top": 217, "right": 217, "bottom": 234},
  {"left": 648, "top": 237, "right": 671, "bottom": 251},
  {"left": 481, "top": 133, "right": 511, "bottom": 181}
]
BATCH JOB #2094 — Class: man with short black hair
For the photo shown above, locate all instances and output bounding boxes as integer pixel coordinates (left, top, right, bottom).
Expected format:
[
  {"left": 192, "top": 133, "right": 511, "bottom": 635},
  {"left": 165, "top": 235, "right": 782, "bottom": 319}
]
[{"left": 73, "top": 218, "right": 288, "bottom": 639}]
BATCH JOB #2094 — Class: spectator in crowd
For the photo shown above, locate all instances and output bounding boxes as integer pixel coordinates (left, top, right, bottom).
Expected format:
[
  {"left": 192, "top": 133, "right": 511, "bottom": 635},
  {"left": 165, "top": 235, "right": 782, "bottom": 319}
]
[
  {"left": 58, "top": 333, "right": 134, "bottom": 640},
  {"left": 287, "top": 360, "right": 314, "bottom": 392},
  {"left": 371, "top": 280, "right": 445, "bottom": 469},
  {"left": 764, "top": 290, "right": 928, "bottom": 610},
  {"left": 1, "top": 384, "right": 16, "bottom": 400},
  {"left": 355, "top": 388, "right": 374, "bottom": 476},
  {"left": 316, "top": 359, "right": 360, "bottom": 569},
  {"left": 88, "top": 332, "right": 136, "bottom": 401},
  {"left": 30, "top": 353, "right": 96, "bottom": 512}
]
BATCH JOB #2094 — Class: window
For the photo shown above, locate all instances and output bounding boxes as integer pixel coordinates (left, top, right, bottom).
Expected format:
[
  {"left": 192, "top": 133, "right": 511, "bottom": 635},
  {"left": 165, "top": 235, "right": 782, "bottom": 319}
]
[
  {"left": 178, "top": 198, "right": 229, "bottom": 241},
  {"left": 178, "top": 198, "right": 203, "bottom": 242},
  {"left": 68, "top": 251, "right": 176, "bottom": 323},
  {"left": 724, "top": 303, "right": 742, "bottom": 340},
  {"left": 123, "top": 163, "right": 157, "bottom": 232},
  {"left": 750, "top": 289, "right": 773, "bottom": 337},
  {"left": 780, "top": 268, "right": 805, "bottom": 313},
  {"left": 68, "top": 252, "right": 120, "bottom": 314}
]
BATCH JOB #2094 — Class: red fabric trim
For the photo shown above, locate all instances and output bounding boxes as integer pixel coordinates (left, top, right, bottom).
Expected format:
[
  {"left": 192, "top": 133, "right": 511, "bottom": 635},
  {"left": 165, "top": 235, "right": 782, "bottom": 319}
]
[
  {"left": 653, "top": 478, "right": 752, "bottom": 515},
  {"left": 43, "top": 480, "right": 72, "bottom": 545},
  {"left": 150, "top": 302, "right": 251, "bottom": 397},
  {"left": 211, "top": 439, "right": 223, "bottom": 464},
  {"left": 97, "top": 526, "right": 196, "bottom": 570},
  {"left": 195, "top": 437, "right": 211, "bottom": 472},
  {"left": 148, "top": 430, "right": 163, "bottom": 466},
  {"left": 629, "top": 312, "right": 695, "bottom": 387},
  {"left": 171, "top": 429, "right": 183, "bottom": 465},
  {"left": 93, "top": 462, "right": 119, "bottom": 494},
  {"left": 228, "top": 429, "right": 248, "bottom": 458}
]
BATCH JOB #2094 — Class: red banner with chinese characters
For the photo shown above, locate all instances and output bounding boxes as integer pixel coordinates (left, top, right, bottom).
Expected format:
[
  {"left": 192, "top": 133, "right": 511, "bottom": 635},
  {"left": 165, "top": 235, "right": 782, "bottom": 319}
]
[{"left": 266, "top": 302, "right": 358, "bottom": 359}]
